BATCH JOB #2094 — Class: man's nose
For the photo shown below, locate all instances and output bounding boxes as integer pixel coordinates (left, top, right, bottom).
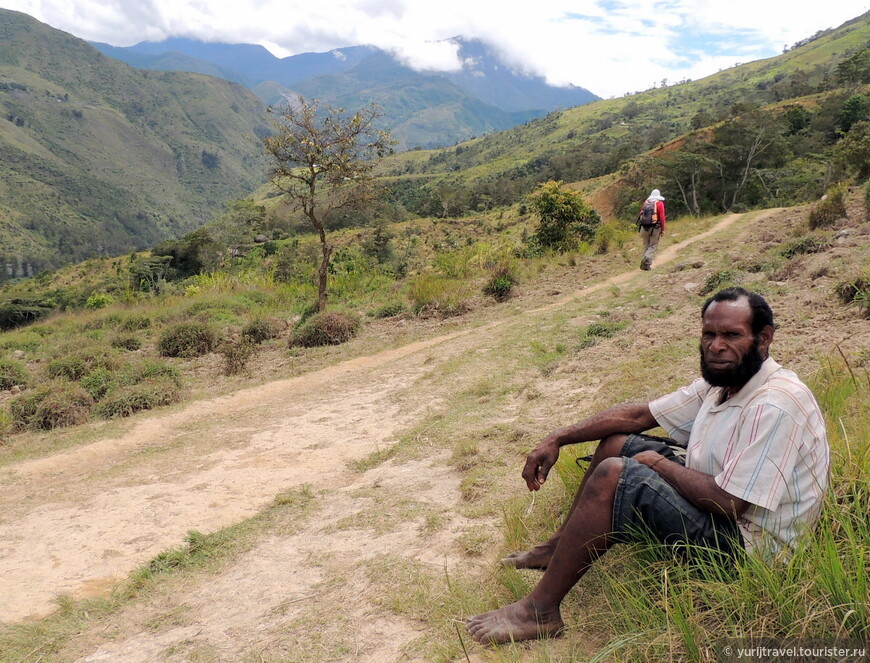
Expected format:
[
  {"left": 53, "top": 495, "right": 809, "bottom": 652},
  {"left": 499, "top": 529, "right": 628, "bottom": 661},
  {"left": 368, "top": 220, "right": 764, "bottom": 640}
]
[{"left": 709, "top": 335, "right": 727, "bottom": 352}]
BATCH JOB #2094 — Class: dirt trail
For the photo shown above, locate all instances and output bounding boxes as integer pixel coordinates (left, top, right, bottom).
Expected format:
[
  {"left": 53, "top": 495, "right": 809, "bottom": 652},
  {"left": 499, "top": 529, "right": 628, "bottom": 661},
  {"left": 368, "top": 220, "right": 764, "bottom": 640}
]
[{"left": 0, "top": 213, "right": 747, "bottom": 657}]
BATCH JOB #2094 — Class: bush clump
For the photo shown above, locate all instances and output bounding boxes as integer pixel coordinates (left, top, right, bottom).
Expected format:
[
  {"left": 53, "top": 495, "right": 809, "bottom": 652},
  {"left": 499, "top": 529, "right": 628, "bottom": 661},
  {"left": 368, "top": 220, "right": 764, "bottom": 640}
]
[
  {"left": 9, "top": 382, "right": 94, "bottom": 431},
  {"left": 46, "top": 349, "right": 119, "bottom": 381},
  {"left": 117, "top": 314, "right": 152, "bottom": 331},
  {"left": 483, "top": 259, "right": 519, "bottom": 302},
  {"left": 111, "top": 334, "right": 142, "bottom": 351},
  {"left": 0, "top": 358, "right": 28, "bottom": 389},
  {"left": 835, "top": 275, "right": 870, "bottom": 318},
  {"left": 219, "top": 340, "right": 256, "bottom": 375},
  {"left": 808, "top": 185, "right": 847, "bottom": 229},
  {"left": 780, "top": 233, "right": 833, "bottom": 258},
  {"left": 94, "top": 378, "right": 182, "bottom": 419},
  {"left": 241, "top": 318, "right": 281, "bottom": 344},
  {"left": 289, "top": 312, "right": 360, "bottom": 348},
  {"left": 367, "top": 301, "right": 407, "bottom": 319},
  {"left": 158, "top": 322, "right": 218, "bottom": 358}
]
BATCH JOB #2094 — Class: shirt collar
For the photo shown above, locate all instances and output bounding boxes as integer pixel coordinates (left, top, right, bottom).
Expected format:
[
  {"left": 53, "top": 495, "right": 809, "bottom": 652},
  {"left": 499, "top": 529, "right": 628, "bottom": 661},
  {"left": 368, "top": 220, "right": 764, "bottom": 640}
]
[{"left": 709, "top": 357, "right": 781, "bottom": 409}]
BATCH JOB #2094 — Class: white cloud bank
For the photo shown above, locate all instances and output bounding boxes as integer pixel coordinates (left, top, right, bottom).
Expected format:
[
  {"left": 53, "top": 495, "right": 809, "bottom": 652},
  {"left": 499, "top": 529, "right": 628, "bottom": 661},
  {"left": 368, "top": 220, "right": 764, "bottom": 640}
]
[{"left": 1, "top": 0, "right": 868, "bottom": 97}]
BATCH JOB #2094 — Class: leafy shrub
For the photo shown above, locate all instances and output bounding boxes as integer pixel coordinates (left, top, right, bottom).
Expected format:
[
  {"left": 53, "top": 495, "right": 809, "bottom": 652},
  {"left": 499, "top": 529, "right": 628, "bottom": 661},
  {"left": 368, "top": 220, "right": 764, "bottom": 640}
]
[
  {"left": 241, "top": 318, "right": 281, "bottom": 344},
  {"left": 780, "top": 233, "right": 833, "bottom": 258},
  {"left": 483, "top": 274, "right": 514, "bottom": 301},
  {"left": 0, "top": 359, "right": 28, "bottom": 389},
  {"left": 158, "top": 322, "right": 218, "bottom": 358},
  {"left": 808, "top": 185, "right": 847, "bottom": 229},
  {"left": 289, "top": 312, "right": 361, "bottom": 348},
  {"left": 9, "top": 382, "right": 94, "bottom": 431},
  {"left": 111, "top": 334, "right": 142, "bottom": 351},
  {"left": 94, "top": 378, "right": 182, "bottom": 419},
  {"left": 220, "top": 340, "right": 256, "bottom": 375},
  {"left": 483, "top": 260, "right": 519, "bottom": 302},
  {"left": 528, "top": 180, "right": 602, "bottom": 251},
  {"left": 85, "top": 293, "right": 116, "bottom": 310}
]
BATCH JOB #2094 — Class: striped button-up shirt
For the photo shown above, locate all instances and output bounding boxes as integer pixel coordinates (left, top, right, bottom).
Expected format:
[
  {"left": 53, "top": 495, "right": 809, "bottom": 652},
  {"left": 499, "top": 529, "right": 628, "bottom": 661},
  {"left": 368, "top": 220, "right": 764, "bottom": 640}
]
[{"left": 649, "top": 358, "right": 829, "bottom": 553}]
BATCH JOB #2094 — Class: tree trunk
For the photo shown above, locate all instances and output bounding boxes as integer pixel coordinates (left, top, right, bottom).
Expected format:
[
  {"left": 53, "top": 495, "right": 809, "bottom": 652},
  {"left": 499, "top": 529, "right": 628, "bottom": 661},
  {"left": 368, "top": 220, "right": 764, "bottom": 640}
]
[{"left": 317, "top": 239, "right": 332, "bottom": 312}]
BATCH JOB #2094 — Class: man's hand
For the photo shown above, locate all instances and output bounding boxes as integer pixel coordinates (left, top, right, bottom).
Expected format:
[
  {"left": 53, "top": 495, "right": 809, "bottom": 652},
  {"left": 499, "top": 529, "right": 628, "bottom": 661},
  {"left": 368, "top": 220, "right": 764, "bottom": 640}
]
[
  {"left": 633, "top": 450, "right": 665, "bottom": 470},
  {"left": 521, "top": 439, "right": 560, "bottom": 491}
]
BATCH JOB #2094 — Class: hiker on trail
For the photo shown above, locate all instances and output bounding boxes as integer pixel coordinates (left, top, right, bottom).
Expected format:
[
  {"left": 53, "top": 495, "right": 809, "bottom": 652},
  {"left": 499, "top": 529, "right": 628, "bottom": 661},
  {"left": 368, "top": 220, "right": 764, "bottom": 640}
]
[
  {"left": 466, "top": 287, "right": 829, "bottom": 645},
  {"left": 637, "top": 188, "right": 666, "bottom": 270}
]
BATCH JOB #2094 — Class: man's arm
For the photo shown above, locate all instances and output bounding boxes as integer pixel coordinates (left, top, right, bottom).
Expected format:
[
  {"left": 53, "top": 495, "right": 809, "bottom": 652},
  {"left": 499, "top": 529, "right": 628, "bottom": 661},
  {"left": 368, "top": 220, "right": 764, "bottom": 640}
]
[
  {"left": 634, "top": 451, "right": 749, "bottom": 519},
  {"left": 522, "top": 402, "right": 657, "bottom": 491}
]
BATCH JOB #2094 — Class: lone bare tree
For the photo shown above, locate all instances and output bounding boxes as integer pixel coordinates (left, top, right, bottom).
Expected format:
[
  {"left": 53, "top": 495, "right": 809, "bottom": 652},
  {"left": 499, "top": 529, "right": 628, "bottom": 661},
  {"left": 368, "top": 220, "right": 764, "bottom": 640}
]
[{"left": 263, "top": 96, "right": 393, "bottom": 311}]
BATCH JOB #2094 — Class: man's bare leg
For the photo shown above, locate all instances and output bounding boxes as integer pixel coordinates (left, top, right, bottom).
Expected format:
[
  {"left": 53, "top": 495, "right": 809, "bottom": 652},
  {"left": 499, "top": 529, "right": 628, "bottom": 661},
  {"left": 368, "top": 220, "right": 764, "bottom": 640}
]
[
  {"left": 468, "top": 458, "right": 622, "bottom": 644},
  {"left": 502, "top": 434, "right": 628, "bottom": 569}
]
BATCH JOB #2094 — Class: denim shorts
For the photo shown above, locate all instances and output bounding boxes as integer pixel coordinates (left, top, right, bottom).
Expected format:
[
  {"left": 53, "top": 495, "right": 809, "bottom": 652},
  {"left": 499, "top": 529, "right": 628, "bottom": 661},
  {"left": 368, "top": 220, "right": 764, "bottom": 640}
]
[{"left": 611, "top": 434, "right": 744, "bottom": 557}]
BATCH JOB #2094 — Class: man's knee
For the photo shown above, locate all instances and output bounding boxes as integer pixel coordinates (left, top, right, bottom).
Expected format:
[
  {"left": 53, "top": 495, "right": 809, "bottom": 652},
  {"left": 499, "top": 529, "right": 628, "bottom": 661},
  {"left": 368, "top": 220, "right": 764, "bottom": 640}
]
[
  {"left": 596, "top": 434, "right": 629, "bottom": 458},
  {"left": 585, "top": 457, "right": 623, "bottom": 498}
]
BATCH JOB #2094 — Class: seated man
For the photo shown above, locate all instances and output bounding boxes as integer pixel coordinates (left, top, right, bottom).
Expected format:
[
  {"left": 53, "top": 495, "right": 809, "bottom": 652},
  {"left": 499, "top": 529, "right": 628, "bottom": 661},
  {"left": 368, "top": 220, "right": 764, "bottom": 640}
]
[{"left": 467, "top": 287, "right": 829, "bottom": 645}]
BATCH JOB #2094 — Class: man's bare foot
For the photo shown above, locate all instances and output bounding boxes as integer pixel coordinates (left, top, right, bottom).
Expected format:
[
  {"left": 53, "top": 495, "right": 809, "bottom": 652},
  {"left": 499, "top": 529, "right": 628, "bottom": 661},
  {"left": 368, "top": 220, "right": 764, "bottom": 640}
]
[
  {"left": 466, "top": 598, "right": 564, "bottom": 644},
  {"left": 500, "top": 543, "right": 555, "bottom": 569}
]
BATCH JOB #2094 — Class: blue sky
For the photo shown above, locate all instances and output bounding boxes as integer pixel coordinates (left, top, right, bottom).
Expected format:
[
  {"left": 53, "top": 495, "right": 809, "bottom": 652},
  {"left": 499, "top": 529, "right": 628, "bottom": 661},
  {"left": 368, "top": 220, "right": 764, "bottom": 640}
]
[{"left": 0, "top": 0, "right": 868, "bottom": 97}]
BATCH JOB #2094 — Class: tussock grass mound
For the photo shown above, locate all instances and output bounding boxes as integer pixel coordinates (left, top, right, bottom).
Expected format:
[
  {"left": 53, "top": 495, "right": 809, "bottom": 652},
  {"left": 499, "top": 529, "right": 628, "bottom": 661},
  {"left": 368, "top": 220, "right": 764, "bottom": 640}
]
[
  {"left": 9, "top": 381, "right": 94, "bottom": 431},
  {"left": 289, "top": 312, "right": 360, "bottom": 348},
  {"left": 158, "top": 322, "right": 219, "bottom": 358}
]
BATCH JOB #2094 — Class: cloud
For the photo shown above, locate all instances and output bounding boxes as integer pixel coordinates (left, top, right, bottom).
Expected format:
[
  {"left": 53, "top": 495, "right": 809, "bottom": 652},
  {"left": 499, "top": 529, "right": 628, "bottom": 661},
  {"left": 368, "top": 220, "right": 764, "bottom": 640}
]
[{"left": 1, "top": 0, "right": 868, "bottom": 97}]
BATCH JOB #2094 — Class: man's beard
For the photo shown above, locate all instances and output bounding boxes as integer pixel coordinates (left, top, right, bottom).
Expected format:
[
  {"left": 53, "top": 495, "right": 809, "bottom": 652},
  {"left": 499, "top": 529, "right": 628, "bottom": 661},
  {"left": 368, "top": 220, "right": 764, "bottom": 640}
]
[{"left": 699, "top": 337, "right": 765, "bottom": 389}]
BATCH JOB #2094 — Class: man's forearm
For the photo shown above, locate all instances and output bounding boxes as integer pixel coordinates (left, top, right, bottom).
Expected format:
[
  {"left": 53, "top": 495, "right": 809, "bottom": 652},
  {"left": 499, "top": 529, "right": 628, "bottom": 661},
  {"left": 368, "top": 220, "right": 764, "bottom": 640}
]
[
  {"left": 547, "top": 402, "right": 657, "bottom": 448},
  {"left": 644, "top": 455, "right": 748, "bottom": 519}
]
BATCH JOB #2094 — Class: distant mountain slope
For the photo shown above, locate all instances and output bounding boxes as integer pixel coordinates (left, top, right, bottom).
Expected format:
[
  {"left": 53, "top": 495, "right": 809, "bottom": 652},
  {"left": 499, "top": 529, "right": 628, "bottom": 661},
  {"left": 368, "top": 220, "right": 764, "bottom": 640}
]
[
  {"left": 0, "top": 9, "right": 270, "bottom": 276},
  {"left": 375, "top": 10, "right": 870, "bottom": 217},
  {"left": 93, "top": 37, "right": 599, "bottom": 149}
]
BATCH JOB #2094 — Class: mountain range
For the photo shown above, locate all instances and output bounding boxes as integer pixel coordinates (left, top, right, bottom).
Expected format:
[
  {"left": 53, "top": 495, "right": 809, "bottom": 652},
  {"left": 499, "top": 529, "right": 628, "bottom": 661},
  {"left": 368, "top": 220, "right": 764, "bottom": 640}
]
[
  {"left": 92, "top": 37, "right": 600, "bottom": 150},
  {"left": 0, "top": 9, "right": 269, "bottom": 276}
]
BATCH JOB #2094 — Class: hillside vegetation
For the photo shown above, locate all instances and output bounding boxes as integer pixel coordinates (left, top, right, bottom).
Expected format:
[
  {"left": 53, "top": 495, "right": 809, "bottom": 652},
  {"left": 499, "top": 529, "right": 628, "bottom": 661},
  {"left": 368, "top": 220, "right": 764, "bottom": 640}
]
[
  {"left": 377, "top": 11, "right": 870, "bottom": 222},
  {"left": 0, "top": 9, "right": 269, "bottom": 275}
]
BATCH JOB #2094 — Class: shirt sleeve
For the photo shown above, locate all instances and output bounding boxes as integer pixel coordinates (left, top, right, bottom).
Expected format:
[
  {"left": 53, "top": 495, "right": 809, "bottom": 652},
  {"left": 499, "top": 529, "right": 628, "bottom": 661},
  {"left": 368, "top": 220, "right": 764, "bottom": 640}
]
[
  {"left": 649, "top": 378, "right": 709, "bottom": 446},
  {"left": 657, "top": 200, "right": 666, "bottom": 232},
  {"left": 714, "top": 403, "right": 802, "bottom": 510}
]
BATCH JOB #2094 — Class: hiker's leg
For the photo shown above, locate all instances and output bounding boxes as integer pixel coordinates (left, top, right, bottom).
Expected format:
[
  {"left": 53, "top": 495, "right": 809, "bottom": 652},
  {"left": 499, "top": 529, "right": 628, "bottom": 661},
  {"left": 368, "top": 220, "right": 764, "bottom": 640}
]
[
  {"left": 643, "top": 227, "right": 661, "bottom": 268},
  {"left": 502, "top": 433, "right": 628, "bottom": 569},
  {"left": 640, "top": 228, "right": 652, "bottom": 269},
  {"left": 467, "top": 457, "right": 623, "bottom": 644}
]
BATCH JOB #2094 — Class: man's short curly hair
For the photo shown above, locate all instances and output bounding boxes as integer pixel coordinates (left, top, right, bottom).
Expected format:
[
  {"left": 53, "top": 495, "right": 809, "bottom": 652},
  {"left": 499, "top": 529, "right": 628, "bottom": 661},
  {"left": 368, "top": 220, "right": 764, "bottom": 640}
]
[{"left": 701, "top": 287, "right": 774, "bottom": 335}]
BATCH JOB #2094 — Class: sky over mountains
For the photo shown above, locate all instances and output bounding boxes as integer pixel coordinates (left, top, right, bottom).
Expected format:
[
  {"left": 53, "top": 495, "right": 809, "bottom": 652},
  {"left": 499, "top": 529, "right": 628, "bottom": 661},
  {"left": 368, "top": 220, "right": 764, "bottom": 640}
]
[{"left": 0, "top": 1, "right": 868, "bottom": 97}]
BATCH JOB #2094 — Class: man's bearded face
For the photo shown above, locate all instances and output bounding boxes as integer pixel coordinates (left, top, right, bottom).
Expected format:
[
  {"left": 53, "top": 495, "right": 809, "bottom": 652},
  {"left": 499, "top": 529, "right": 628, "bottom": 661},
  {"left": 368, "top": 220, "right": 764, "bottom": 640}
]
[{"left": 699, "top": 335, "right": 765, "bottom": 388}]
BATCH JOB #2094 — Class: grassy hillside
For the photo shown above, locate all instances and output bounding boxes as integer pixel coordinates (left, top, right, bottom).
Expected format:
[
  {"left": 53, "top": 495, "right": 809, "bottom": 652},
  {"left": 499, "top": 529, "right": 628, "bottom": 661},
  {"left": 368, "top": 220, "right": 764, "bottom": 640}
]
[
  {"left": 0, "top": 9, "right": 270, "bottom": 275},
  {"left": 376, "top": 11, "right": 870, "bottom": 220}
]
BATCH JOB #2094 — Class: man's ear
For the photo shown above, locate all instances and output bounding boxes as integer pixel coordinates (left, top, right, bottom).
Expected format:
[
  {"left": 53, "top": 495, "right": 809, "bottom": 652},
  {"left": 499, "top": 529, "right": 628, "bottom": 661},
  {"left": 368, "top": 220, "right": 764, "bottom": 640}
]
[{"left": 758, "top": 325, "right": 774, "bottom": 356}]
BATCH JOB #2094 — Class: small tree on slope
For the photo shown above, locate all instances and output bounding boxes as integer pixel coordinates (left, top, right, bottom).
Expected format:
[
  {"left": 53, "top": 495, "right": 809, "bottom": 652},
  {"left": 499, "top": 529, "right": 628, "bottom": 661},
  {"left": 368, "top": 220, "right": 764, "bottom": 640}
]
[{"left": 263, "top": 96, "right": 394, "bottom": 311}]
